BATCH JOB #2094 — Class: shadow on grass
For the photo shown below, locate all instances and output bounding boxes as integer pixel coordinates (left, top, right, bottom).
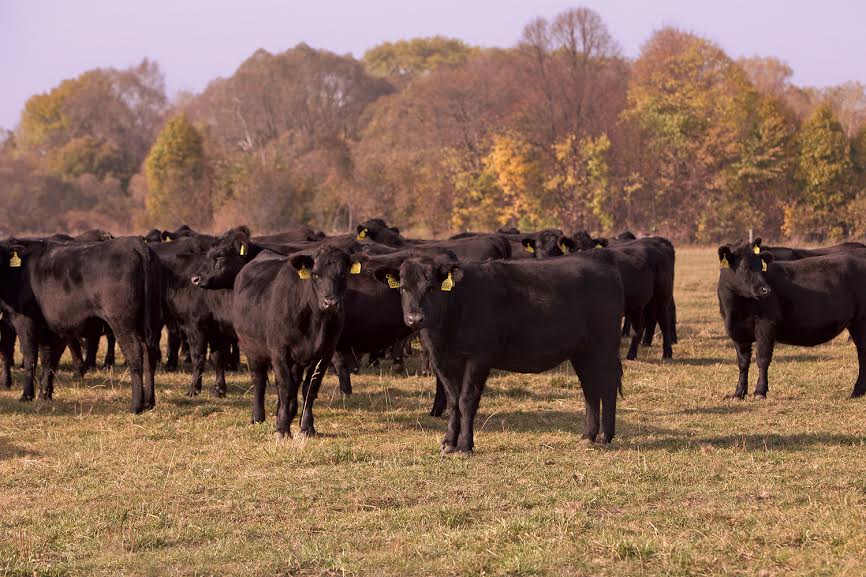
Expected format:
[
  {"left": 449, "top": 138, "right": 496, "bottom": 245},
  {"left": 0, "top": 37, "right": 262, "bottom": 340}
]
[
  {"left": 0, "top": 437, "right": 39, "bottom": 460},
  {"left": 632, "top": 432, "right": 865, "bottom": 452}
]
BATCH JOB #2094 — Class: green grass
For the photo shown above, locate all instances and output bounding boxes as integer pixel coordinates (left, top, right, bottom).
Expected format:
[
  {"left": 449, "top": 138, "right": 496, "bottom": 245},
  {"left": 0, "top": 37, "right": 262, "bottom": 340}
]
[{"left": 2, "top": 247, "right": 866, "bottom": 576}]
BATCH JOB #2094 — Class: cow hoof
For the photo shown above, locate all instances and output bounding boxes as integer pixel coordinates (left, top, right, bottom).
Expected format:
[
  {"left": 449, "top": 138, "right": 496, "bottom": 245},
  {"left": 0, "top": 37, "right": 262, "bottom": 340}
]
[
  {"left": 754, "top": 393, "right": 767, "bottom": 400},
  {"left": 211, "top": 389, "right": 226, "bottom": 399},
  {"left": 19, "top": 395, "right": 33, "bottom": 402},
  {"left": 392, "top": 362, "right": 404, "bottom": 373},
  {"left": 662, "top": 352, "right": 673, "bottom": 360},
  {"left": 625, "top": 353, "right": 637, "bottom": 361},
  {"left": 724, "top": 392, "right": 746, "bottom": 401},
  {"left": 453, "top": 448, "right": 473, "bottom": 458},
  {"left": 851, "top": 389, "right": 865, "bottom": 398},
  {"left": 440, "top": 443, "right": 457, "bottom": 456},
  {"left": 274, "top": 431, "right": 291, "bottom": 441},
  {"left": 339, "top": 387, "right": 352, "bottom": 396},
  {"left": 579, "top": 436, "right": 596, "bottom": 446},
  {"left": 300, "top": 427, "right": 317, "bottom": 438}
]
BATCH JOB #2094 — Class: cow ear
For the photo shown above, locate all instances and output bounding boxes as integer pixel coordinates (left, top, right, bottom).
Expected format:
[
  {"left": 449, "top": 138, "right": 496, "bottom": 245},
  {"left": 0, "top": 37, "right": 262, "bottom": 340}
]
[
  {"left": 356, "top": 225, "right": 368, "bottom": 240},
  {"left": 593, "top": 238, "right": 609, "bottom": 248},
  {"left": 237, "top": 241, "right": 248, "bottom": 257},
  {"left": 718, "top": 245, "right": 733, "bottom": 269},
  {"left": 521, "top": 238, "right": 536, "bottom": 254},
  {"left": 373, "top": 266, "right": 401, "bottom": 289},
  {"left": 759, "top": 251, "right": 773, "bottom": 265},
  {"left": 290, "top": 254, "right": 314, "bottom": 280},
  {"left": 161, "top": 231, "right": 173, "bottom": 242},
  {"left": 558, "top": 236, "right": 575, "bottom": 254}
]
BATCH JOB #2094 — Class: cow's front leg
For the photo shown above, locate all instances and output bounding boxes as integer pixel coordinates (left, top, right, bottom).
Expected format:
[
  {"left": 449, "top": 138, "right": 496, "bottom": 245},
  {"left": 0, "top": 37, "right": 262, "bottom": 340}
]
[
  {"left": 455, "top": 361, "right": 490, "bottom": 455},
  {"left": 754, "top": 325, "right": 776, "bottom": 399},
  {"left": 727, "top": 341, "right": 752, "bottom": 399}
]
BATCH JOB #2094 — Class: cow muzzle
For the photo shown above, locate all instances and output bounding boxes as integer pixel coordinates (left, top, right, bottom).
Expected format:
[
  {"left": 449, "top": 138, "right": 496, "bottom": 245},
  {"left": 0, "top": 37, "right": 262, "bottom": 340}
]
[
  {"left": 755, "top": 285, "right": 771, "bottom": 298},
  {"left": 404, "top": 312, "right": 425, "bottom": 328},
  {"left": 320, "top": 297, "right": 341, "bottom": 311},
  {"left": 191, "top": 276, "right": 202, "bottom": 286}
]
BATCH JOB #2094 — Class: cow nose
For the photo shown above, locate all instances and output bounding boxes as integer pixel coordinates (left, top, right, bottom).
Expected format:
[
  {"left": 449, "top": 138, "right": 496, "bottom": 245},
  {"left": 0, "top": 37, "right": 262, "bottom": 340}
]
[
  {"left": 191, "top": 276, "right": 201, "bottom": 286},
  {"left": 405, "top": 313, "right": 424, "bottom": 327},
  {"left": 758, "top": 285, "right": 771, "bottom": 296},
  {"left": 321, "top": 297, "right": 339, "bottom": 310}
]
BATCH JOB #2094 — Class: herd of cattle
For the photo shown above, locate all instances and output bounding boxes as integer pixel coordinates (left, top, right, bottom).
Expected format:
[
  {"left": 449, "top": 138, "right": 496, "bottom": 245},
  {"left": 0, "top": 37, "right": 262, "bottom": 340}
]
[{"left": 0, "top": 220, "right": 863, "bottom": 454}]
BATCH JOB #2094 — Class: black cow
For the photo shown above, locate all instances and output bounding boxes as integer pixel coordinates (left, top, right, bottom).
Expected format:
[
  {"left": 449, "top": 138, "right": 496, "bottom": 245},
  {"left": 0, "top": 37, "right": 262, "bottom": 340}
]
[
  {"left": 718, "top": 242, "right": 866, "bottom": 399},
  {"left": 193, "top": 238, "right": 358, "bottom": 436},
  {"left": 751, "top": 238, "right": 866, "bottom": 261},
  {"left": 0, "top": 237, "right": 161, "bottom": 412},
  {"left": 617, "top": 231, "right": 637, "bottom": 241},
  {"left": 374, "top": 252, "right": 623, "bottom": 454},
  {"left": 254, "top": 226, "right": 326, "bottom": 243}
]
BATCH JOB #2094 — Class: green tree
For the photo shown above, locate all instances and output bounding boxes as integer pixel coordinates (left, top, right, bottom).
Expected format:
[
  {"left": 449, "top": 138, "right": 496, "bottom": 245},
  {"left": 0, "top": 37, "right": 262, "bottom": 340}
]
[
  {"left": 144, "top": 114, "right": 211, "bottom": 227},
  {"left": 362, "top": 37, "right": 477, "bottom": 84},
  {"left": 787, "top": 104, "right": 853, "bottom": 237}
]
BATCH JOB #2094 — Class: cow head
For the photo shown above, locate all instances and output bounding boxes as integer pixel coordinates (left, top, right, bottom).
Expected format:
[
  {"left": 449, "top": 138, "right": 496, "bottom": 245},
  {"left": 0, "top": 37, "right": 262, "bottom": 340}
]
[
  {"left": 357, "top": 219, "right": 405, "bottom": 247},
  {"left": 572, "top": 230, "right": 608, "bottom": 251},
  {"left": 191, "top": 229, "right": 252, "bottom": 289},
  {"left": 717, "top": 243, "right": 774, "bottom": 299},
  {"left": 291, "top": 245, "right": 357, "bottom": 313},
  {"left": 374, "top": 255, "right": 462, "bottom": 330}
]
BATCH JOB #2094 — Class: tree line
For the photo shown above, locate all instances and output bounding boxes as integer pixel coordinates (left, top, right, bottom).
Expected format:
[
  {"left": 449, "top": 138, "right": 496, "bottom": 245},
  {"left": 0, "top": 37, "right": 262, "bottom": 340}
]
[{"left": 2, "top": 7, "right": 866, "bottom": 242}]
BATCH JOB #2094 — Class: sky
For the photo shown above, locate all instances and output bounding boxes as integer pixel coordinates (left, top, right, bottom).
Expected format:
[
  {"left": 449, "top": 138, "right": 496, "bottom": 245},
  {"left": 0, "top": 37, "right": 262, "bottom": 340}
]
[{"left": 2, "top": 0, "right": 864, "bottom": 130}]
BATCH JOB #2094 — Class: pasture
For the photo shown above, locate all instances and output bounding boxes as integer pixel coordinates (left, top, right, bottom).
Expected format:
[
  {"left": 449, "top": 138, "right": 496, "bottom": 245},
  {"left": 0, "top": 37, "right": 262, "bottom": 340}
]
[{"left": 1, "top": 246, "right": 865, "bottom": 577}]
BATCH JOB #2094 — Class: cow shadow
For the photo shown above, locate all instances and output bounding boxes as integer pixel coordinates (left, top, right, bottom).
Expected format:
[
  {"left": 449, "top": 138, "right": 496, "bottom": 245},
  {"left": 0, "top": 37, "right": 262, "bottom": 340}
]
[
  {"left": 630, "top": 432, "right": 865, "bottom": 452},
  {"left": 0, "top": 437, "right": 39, "bottom": 461},
  {"left": 673, "top": 403, "right": 756, "bottom": 416}
]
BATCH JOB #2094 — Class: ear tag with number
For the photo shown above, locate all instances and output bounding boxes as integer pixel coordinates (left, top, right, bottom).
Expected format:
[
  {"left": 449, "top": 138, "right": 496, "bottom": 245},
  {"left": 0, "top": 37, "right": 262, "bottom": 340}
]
[
  {"left": 357, "top": 228, "right": 367, "bottom": 240},
  {"left": 761, "top": 260, "right": 767, "bottom": 272},
  {"left": 239, "top": 243, "right": 247, "bottom": 256},
  {"left": 298, "top": 265, "right": 311, "bottom": 280},
  {"left": 386, "top": 273, "right": 399, "bottom": 289},
  {"left": 720, "top": 256, "right": 730, "bottom": 269},
  {"left": 559, "top": 242, "right": 568, "bottom": 254},
  {"left": 9, "top": 251, "right": 21, "bottom": 268},
  {"left": 525, "top": 244, "right": 534, "bottom": 254},
  {"left": 594, "top": 242, "right": 603, "bottom": 249},
  {"left": 164, "top": 235, "right": 172, "bottom": 243},
  {"left": 753, "top": 245, "right": 760, "bottom": 254},
  {"left": 350, "top": 261, "right": 361, "bottom": 274},
  {"left": 441, "top": 272, "right": 454, "bottom": 292}
]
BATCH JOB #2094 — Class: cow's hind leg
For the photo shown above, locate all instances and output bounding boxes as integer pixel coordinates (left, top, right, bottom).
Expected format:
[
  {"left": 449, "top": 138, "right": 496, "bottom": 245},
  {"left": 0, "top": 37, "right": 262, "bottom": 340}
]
[
  {"left": 186, "top": 330, "right": 208, "bottom": 397},
  {"left": 332, "top": 350, "right": 353, "bottom": 396},
  {"left": 625, "top": 308, "right": 645, "bottom": 361},
  {"left": 572, "top": 357, "right": 600, "bottom": 443},
  {"left": 430, "top": 376, "right": 447, "bottom": 417},
  {"left": 272, "top": 358, "right": 299, "bottom": 439},
  {"left": 249, "top": 357, "right": 269, "bottom": 424},
  {"left": 114, "top": 334, "right": 145, "bottom": 414},
  {"left": 0, "top": 321, "right": 15, "bottom": 389},
  {"left": 849, "top": 322, "right": 866, "bottom": 397}
]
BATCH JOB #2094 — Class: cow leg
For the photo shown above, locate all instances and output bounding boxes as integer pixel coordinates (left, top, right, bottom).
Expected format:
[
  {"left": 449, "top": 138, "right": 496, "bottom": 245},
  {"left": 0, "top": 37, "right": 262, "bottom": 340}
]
[
  {"left": 227, "top": 339, "right": 240, "bottom": 372},
  {"left": 669, "top": 299, "right": 678, "bottom": 345},
  {"left": 249, "top": 358, "right": 269, "bottom": 423},
  {"left": 104, "top": 330, "right": 116, "bottom": 368},
  {"left": 37, "top": 341, "right": 56, "bottom": 401},
  {"left": 115, "top": 334, "right": 146, "bottom": 414},
  {"left": 18, "top": 326, "right": 38, "bottom": 401},
  {"left": 186, "top": 331, "right": 207, "bottom": 397},
  {"left": 287, "top": 365, "right": 305, "bottom": 424},
  {"left": 430, "top": 377, "right": 447, "bottom": 417},
  {"left": 625, "top": 309, "right": 645, "bottom": 361},
  {"left": 436, "top": 361, "right": 465, "bottom": 454},
  {"left": 657, "top": 299, "right": 674, "bottom": 359},
  {"left": 143, "top": 341, "right": 158, "bottom": 410},
  {"left": 753, "top": 326, "right": 775, "bottom": 399},
  {"left": 621, "top": 317, "right": 631, "bottom": 338},
  {"left": 209, "top": 341, "right": 228, "bottom": 398},
  {"left": 727, "top": 341, "right": 752, "bottom": 400},
  {"left": 454, "top": 362, "right": 490, "bottom": 455},
  {"left": 332, "top": 350, "right": 353, "bottom": 395},
  {"left": 84, "top": 335, "right": 99, "bottom": 372},
  {"left": 180, "top": 334, "right": 192, "bottom": 366},
  {"left": 0, "top": 321, "right": 15, "bottom": 389},
  {"left": 300, "top": 357, "right": 330, "bottom": 437},
  {"left": 641, "top": 307, "right": 657, "bottom": 347},
  {"left": 572, "top": 360, "right": 600, "bottom": 442},
  {"left": 391, "top": 340, "right": 405, "bottom": 373},
  {"left": 164, "top": 325, "right": 181, "bottom": 371},
  {"left": 272, "top": 359, "right": 299, "bottom": 438},
  {"left": 850, "top": 324, "right": 866, "bottom": 397},
  {"left": 68, "top": 338, "right": 86, "bottom": 379}
]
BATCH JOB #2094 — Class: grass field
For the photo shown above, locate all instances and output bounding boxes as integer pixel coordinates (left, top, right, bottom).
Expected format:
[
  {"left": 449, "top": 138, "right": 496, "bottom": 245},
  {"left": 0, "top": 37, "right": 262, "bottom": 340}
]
[{"left": 1, "top": 247, "right": 865, "bottom": 577}]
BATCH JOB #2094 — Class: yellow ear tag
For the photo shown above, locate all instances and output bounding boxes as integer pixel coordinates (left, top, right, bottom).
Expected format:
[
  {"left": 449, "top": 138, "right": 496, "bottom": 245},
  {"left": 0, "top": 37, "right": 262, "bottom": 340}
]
[
  {"left": 753, "top": 245, "right": 760, "bottom": 254},
  {"left": 9, "top": 251, "right": 22, "bottom": 268},
  {"left": 761, "top": 260, "right": 767, "bottom": 272},
  {"left": 357, "top": 229, "right": 367, "bottom": 240},
  {"left": 441, "top": 272, "right": 454, "bottom": 292},
  {"left": 350, "top": 261, "right": 361, "bottom": 275},
  {"left": 559, "top": 242, "right": 568, "bottom": 254},
  {"left": 239, "top": 243, "right": 247, "bottom": 256},
  {"left": 594, "top": 242, "right": 603, "bottom": 249},
  {"left": 385, "top": 273, "right": 399, "bottom": 289},
  {"left": 164, "top": 235, "right": 172, "bottom": 243},
  {"left": 298, "top": 265, "right": 311, "bottom": 280},
  {"left": 720, "top": 256, "right": 730, "bottom": 269},
  {"left": 525, "top": 244, "right": 534, "bottom": 254}
]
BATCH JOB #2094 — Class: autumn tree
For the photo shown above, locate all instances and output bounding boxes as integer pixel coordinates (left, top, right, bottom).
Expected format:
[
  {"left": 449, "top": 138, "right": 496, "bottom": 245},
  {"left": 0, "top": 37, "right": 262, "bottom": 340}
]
[
  {"left": 144, "top": 114, "right": 211, "bottom": 227},
  {"left": 362, "top": 37, "right": 477, "bottom": 85}
]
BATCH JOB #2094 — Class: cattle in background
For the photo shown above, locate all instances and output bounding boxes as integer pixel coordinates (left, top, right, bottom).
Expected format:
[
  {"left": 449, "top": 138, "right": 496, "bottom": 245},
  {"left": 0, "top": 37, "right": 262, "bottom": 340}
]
[
  {"left": 0, "top": 237, "right": 161, "bottom": 412},
  {"left": 374, "top": 251, "right": 623, "bottom": 454},
  {"left": 194, "top": 239, "right": 358, "bottom": 437},
  {"left": 750, "top": 238, "right": 866, "bottom": 261},
  {"left": 718, "top": 242, "right": 866, "bottom": 399},
  {"left": 254, "top": 225, "right": 326, "bottom": 243},
  {"left": 616, "top": 231, "right": 637, "bottom": 241}
]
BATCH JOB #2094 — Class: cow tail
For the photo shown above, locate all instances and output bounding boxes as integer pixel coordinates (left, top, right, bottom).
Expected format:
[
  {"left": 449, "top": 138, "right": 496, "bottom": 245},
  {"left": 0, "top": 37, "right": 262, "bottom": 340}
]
[
  {"left": 138, "top": 241, "right": 162, "bottom": 350},
  {"left": 617, "top": 357, "right": 624, "bottom": 399}
]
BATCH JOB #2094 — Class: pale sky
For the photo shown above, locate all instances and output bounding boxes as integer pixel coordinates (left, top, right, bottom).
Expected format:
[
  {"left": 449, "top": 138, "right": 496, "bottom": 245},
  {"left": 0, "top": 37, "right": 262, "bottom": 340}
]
[{"left": 1, "top": 0, "right": 864, "bottom": 130}]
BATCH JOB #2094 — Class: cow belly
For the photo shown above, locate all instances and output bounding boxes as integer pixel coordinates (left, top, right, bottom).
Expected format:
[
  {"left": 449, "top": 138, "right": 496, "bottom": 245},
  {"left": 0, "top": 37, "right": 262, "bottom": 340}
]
[{"left": 777, "top": 321, "right": 848, "bottom": 347}]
